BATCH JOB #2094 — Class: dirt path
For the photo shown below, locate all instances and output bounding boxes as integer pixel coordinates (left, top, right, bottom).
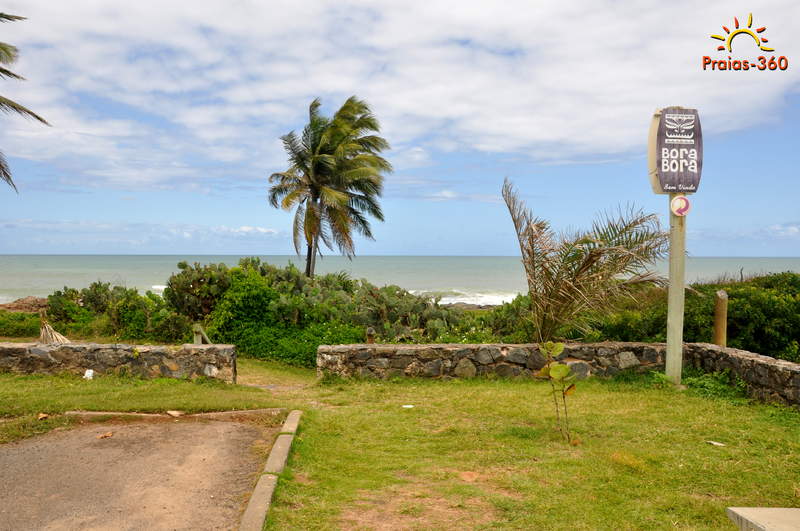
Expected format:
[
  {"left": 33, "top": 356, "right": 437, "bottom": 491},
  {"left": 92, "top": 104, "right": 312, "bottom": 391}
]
[{"left": 0, "top": 419, "right": 274, "bottom": 530}]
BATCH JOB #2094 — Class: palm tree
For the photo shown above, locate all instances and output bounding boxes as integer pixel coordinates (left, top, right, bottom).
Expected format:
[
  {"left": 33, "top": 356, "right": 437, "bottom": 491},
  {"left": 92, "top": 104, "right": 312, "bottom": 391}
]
[
  {"left": 1, "top": 13, "right": 49, "bottom": 191},
  {"left": 269, "top": 96, "right": 391, "bottom": 277},
  {"left": 502, "top": 178, "right": 668, "bottom": 342}
]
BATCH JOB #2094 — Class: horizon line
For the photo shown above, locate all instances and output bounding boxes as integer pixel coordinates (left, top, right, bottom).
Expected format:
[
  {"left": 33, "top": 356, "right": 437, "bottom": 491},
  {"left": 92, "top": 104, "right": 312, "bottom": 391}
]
[{"left": 1, "top": 254, "right": 799, "bottom": 259}]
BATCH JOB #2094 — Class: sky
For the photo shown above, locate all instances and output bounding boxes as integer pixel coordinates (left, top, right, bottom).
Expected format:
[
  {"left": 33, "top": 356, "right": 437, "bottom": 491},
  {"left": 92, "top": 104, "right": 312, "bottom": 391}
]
[{"left": 0, "top": 0, "right": 798, "bottom": 256}]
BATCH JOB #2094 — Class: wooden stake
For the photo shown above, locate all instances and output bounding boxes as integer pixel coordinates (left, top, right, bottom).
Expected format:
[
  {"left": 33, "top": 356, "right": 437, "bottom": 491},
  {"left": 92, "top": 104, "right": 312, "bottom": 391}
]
[
  {"left": 713, "top": 289, "right": 728, "bottom": 347},
  {"left": 666, "top": 193, "right": 686, "bottom": 384}
]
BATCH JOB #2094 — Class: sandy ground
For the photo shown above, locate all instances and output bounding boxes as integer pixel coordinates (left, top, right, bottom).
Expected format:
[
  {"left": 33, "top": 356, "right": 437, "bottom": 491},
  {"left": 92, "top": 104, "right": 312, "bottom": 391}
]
[{"left": 0, "top": 419, "right": 273, "bottom": 531}]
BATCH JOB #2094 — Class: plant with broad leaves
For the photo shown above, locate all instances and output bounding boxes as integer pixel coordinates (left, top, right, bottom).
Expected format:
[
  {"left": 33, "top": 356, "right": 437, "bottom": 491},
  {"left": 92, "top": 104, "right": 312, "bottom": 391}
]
[{"left": 536, "top": 341, "right": 577, "bottom": 443}]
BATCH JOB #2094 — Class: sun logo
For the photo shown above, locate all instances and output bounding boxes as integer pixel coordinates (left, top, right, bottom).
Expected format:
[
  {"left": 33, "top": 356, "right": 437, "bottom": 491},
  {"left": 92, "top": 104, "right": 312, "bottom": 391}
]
[{"left": 711, "top": 13, "right": 774, "bottom": 52}]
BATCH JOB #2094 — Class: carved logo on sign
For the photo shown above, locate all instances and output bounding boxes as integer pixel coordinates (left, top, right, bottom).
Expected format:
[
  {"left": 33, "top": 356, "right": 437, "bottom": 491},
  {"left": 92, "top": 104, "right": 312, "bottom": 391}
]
[{"left": 664, "top": 114, "right": 695, "bottom": 144}]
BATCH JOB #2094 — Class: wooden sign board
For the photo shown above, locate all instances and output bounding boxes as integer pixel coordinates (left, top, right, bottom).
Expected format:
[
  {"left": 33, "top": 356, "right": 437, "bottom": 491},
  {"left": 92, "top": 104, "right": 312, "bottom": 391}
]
[{"left": 648, "top": 107, "right": 703, "bottom": 194}]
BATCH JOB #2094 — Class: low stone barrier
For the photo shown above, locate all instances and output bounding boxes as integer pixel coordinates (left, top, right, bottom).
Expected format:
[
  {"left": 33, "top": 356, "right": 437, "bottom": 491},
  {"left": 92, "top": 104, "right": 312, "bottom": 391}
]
[
  {"left": 317, "top": 342, "right": 800, "bottom": 406},
  {"left": 0, "top": 342, "right": 237, "bottom": 383}
]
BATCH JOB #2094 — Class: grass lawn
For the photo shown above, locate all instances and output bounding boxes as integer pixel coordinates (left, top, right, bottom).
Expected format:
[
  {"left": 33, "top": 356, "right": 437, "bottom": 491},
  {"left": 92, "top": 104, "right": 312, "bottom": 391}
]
[
  {"left": 2, "top": 360, "right": 799, "bottom": 529},
  {"left": 0, "top": 370, "right": 279, "bottom": 444}
]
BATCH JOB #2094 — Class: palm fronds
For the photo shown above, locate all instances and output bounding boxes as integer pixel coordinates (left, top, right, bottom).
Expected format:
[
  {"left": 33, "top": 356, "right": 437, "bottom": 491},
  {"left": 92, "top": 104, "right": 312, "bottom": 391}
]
[
  {"left": 1, "top": 13, "right": 49, "bottom": 191},
  {"left": 268, "top": 96, "right": 391, "bottom": 276},
  {"left": 502, "top": 178, "right": 668, "bottom": 342}
]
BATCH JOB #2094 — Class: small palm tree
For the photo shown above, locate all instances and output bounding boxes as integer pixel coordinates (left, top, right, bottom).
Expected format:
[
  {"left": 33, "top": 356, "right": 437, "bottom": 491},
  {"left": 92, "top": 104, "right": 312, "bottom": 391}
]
[
  {"left": 269, "top": 96, "right": 391, "bottom": 277},
  {"left": 1, "top": 13, "right": 49, "bottom": 191},
  {"left": 502, "top": 178, "right": 668, "bottom": 342}
]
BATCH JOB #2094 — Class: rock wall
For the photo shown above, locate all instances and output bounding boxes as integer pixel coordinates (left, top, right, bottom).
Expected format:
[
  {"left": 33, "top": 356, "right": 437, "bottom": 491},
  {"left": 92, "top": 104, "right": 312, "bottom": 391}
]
[
  {"left": 317, "top": 342, "right": 800, "bottom": 406},
  {"left": 0, "top": 343, "right": 237, "bottom": 383}
]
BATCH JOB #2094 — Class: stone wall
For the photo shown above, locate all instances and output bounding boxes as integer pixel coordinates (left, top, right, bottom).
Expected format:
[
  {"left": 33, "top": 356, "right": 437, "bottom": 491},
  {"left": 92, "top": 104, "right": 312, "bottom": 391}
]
[
  {"left": 317, "top": 342, "right": 800, "bottom": 406},
  {"left": 0, "top": 343, "right": 237, "bottom": 383}
]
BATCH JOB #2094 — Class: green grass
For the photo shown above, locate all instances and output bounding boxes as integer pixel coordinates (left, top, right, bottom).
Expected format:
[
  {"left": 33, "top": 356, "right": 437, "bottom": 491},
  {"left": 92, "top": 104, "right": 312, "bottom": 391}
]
[
  {"left": 254, "top": 367, "right": 800, "bottom": 530},
  {"left": 0, "top": 372, "right": 279, "bottom": 444},
  {"left": 2, "top": 361, "right": 799, "bottom": 529}
]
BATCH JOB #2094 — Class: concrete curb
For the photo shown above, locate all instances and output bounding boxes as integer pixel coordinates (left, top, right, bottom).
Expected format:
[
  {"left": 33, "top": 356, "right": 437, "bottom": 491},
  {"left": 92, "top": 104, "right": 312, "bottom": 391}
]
[
  {"left": 63, "top": 408, "right": 284, "bottom": 421},
  {"left": 239, "top": 410, "right": 303, "bottom": 531}
]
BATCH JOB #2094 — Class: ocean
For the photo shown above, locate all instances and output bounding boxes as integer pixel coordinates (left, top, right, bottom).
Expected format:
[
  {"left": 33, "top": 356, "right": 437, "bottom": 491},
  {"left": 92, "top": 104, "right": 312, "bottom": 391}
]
[{"left": 1, "top": 255, "right": 799, "bottom": 305}]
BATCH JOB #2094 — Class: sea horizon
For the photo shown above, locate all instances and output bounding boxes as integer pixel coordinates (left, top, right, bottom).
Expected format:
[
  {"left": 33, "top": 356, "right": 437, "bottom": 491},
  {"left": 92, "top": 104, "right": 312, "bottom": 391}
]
[{"left": 2, "top": 254, "right": 799, "bottom": 306}]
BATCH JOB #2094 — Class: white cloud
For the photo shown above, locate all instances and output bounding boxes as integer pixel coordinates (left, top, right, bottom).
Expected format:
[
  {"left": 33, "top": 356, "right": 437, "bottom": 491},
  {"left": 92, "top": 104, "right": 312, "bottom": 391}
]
[
  {"left": 1, "top": 1, "right": 798, "bottom": 190},
  {"left": 0, "top": 219, "right": 282, "bottom": 251},
  {"left": 766, "top": 222, "right": 800, "bottom": 238},
  {"left": 424, "top": 189, "right": 501, "bottom": 203}
]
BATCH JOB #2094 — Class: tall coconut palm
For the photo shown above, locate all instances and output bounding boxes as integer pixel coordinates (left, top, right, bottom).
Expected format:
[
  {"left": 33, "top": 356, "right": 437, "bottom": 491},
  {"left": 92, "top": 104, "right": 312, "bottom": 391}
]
[
  {"left": 269, "top": 96, "right": 391, "bottom": 277},
  {"left": 502, "top": 178, "right": 668, "bottom": 342},
  {"left": 1, "top": 13, "right": 49, "bottom": 191}
]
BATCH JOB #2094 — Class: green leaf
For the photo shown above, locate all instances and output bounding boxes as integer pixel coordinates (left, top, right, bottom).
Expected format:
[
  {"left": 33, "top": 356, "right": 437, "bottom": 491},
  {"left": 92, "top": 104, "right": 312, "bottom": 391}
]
[
  {"left": 549, "top": 363, "right": 570, "bottom": 380},
  {"left": 551, "top": 342, "right": 565, "bottom": 357},
  {"left": 535, "top": 363, "right": 550, "bottom": 378}
]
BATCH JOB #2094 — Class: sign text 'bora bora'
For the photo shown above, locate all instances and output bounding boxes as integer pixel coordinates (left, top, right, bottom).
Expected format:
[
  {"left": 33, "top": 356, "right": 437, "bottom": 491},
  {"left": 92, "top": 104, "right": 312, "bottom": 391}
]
[{"left": 647, "top": 107, "right": 703, "bottom": 194}]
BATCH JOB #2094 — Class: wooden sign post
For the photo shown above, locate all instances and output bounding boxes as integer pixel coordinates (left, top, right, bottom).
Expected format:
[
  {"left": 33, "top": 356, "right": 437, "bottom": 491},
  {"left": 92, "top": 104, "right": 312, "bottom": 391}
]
[{"left": 648, "top": 107, "right": 703, "bottom": 384}]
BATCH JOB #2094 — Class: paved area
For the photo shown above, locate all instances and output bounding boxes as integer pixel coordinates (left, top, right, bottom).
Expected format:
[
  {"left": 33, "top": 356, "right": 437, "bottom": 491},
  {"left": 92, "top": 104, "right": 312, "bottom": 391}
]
[{"left": 0, "top": 419, "right": 272, "bottom": 530}]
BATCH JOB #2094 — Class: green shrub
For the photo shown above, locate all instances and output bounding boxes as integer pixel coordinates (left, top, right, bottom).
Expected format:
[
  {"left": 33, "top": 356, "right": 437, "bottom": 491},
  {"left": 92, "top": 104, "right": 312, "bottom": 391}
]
[
  {"left": 203, "top": 261, "right": 470, "bottom": 365},
  {"left": 80, "top": 281, "right": 113, "bottom": 314},
  {"left": 275, "top": 322, "right": 363, "bottom": 367},
  {"left": 585, "top": 272, "right": 800, "bottom": 362},
  {"left": 0, "top": 310, "right": 40, "bottom": 337},
  {"left": 47, "top": 287, "right": 91, "bottom": 323},
  {"left": 480, "top": 294, "right": 536, "bottom": 342},
  {"left": 163, "top": 261, "right": 231, "bottom": 321},
  {"left": 205, "top": 268, "right": 280, "bottom": 342}
]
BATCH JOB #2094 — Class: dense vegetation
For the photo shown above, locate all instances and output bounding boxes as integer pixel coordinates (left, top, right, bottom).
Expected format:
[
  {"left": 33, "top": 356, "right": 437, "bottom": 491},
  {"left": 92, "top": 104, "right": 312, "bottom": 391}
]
[
  {"left": 2, "top": 262, "right": 797, "bottom": 366},
  {"left": 480, "top": 272, "right": 800, "bottom": 363},
  {"left": 4, "top": 258, "right": 478, "bottom": 366}
]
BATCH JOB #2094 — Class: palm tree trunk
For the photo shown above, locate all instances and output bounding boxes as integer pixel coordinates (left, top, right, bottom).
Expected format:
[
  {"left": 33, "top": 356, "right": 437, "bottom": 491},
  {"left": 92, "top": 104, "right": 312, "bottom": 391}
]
[
  {"left": 310, "top": 232, "right": 321, "bottom": 277},
  {"left": 304, "top": 241, "right": 314, "bottom": 277},
  {"left": 305, "top": 197, "right": 320, "bottom": 278}
]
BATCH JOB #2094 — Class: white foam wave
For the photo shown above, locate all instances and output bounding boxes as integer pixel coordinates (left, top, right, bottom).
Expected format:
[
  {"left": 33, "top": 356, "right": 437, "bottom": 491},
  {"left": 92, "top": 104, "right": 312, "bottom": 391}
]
[{"left": 411, "top": 290, "right": 519, "bottom": 306}]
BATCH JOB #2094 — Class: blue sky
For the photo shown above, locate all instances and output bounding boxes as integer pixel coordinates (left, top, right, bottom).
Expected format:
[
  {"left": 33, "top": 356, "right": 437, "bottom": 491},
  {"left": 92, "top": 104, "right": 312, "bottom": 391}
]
[{"left": 1, "top": 1, "right": 798, "bottom": 256}]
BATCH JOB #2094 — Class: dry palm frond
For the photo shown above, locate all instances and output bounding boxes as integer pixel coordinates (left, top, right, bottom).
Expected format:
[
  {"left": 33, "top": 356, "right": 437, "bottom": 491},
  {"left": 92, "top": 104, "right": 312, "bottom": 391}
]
[
  {"left": 38, "top": 312, "right": 70, "bottom": 344},
  {"left": 502, "top": 178, "right": 668, "bottom": 343}
]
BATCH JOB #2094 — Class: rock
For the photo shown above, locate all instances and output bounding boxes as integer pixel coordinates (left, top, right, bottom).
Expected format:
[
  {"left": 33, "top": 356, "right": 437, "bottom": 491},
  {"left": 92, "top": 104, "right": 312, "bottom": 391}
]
[
  {"left": 494, "top": 363, "right": 519, "bottom": 378},
  {"left": 390, "top": 357, "right": 414, "bottom": 369},
  {"left": 353, "top": 350, "right": 373, "bottom": 361},
  {"left": 453, "top": 358, "right": 477, "bottom": 378},
  {"left": 567, "top": 360, "right": 591, "bottom": 380},
  {"left": 506, "top": 348, "right": 529, "bottom": 365},
  {"left": 418, "top": 348, "right": 442, "bottom": 360},
  {"left": 454, "top": 348, "right": 473, "bottom": 361},
  {"left": 472, "top": 347, "right": 497, "bottom": 365},
  {"left": 641, "top": 347, "right": 660, "bottom": 363},
  {"left": 526, "top": 349, "right": 547, "bottom": 370},
  {"left": 164, "top": 360, "right": 180, "bottom": 372},
  {"left": 203, "top": 364, "right": 219, "bottom": 377},
  {"left": 0, "top": 296, "right": 48, "bottom": 313},
  {"left": 423, "top": 359, "right": 442, "bottom": 377},
  {"left": 366, "top": 358, "right": 390, "bottom": 369},
  {"left": 617, "top": 351, "right": 640, "bottom": 370},
  {"left": 404, "top": 361, "right": 424, "bottom": 377},
  {"left": 166, "top": 410, "right": 184, "bottom": 418}
]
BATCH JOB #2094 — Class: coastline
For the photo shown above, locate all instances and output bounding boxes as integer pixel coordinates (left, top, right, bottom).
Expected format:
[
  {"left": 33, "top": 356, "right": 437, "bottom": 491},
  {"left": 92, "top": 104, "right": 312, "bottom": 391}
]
[{"left": 1, "top": 255, "right": 799, "bottom": 306}]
